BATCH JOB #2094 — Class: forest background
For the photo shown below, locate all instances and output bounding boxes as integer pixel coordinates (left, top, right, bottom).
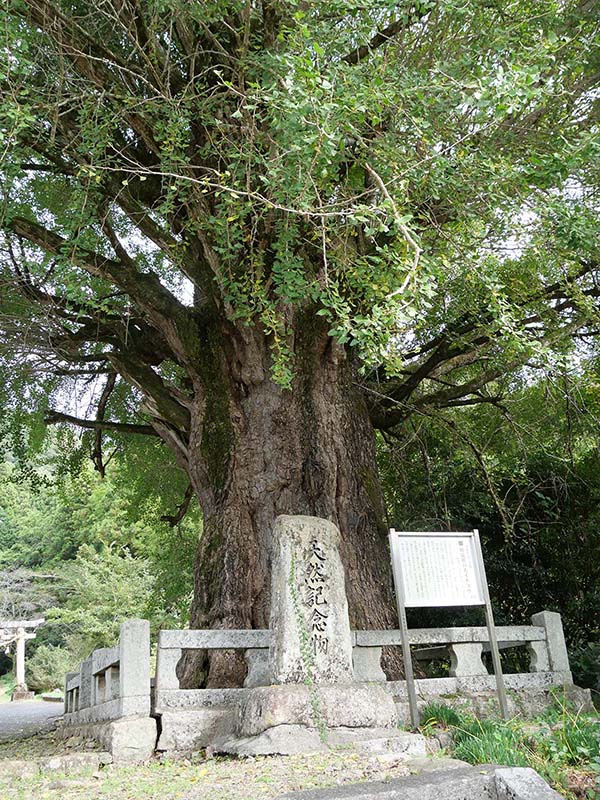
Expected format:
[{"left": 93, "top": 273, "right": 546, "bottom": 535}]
[{"left": 0, "top": 370, "right": 598, "bottom": 698}]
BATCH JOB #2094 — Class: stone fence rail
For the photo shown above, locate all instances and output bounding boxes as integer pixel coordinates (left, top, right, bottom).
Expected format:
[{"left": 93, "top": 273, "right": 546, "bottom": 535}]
[
  {"left": 152, "top": 609, "right": 571, "bottom": 713},
  {"left": 352, "top": 611, "right": 572, "bottom": 687},
  {"left": 63, "top": 619, "right": 151, "bottom": 725},
  {"left": 154, "top": 628, "right": 271, "bottom": 713}
]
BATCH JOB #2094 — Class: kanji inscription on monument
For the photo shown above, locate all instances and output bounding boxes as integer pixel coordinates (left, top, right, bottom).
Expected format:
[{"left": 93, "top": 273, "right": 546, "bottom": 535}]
[
  {"left": 390, "top": 532, "right": 484, "bottom": 607},
  {"left": 305, "top": 539, "right": 330, "bottom": 657},
  {"left": 269, "top": 515, "right": 353, "bottom": 684}
]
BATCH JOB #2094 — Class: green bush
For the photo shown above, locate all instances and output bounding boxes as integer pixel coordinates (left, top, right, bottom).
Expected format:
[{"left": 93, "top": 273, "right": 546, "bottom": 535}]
[
  {"left": 419, "top": 702, "right": 463, "bottom": 729},
  {"left": 451, "top": 716, "right": 532, "bottom": 767},
  {"left": 26, "top": 645, "right": 73, "bottom": 693},
  {"left": 570, "top": 643, "right": 600, "bottom": 693}
]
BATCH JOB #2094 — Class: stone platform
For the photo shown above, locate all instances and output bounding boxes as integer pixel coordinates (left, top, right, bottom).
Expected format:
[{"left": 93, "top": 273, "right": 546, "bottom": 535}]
[
  {"left": 217, "top": 724, "right": 428, "bottom": 757},
  {"left": 214, "top": 683, "right": 424, "bottom": 757},
  {"left": 56, "top": 717, "right": 156, "bottom": 763},
  {"left": 11, "top": 690, "right": 35, "bottom": 702}
]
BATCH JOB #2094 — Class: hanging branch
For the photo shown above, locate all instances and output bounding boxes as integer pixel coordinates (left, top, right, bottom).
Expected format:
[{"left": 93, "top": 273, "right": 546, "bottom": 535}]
[
  {"left": 161, "top": 484, "right": 194, "bottom": 527},
  {"left": 91, "top": 372, "right": 117, "bottom": 477}
]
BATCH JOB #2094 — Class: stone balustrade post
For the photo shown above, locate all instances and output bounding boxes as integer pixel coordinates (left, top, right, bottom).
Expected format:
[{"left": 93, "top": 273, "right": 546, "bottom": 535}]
[
  {"left": 79, "top": 656, "right": 93, "bottom": 709},
  {"left": 95, "top": 672, "right": 107, "bottom": 704},
  {"left": 353, "top": 646, "right": 387, "bottom": 682},
  {"left": 64, "top": 671, "right": 78, "bottom": 714},
  {"left": 155, "top": 635, "right": 182, "bottom": 691},
  {"left": 105, "top": 665, "right": 118, "bottom": 701},
  {"left": 244, "top": 649, "right": 271, "bottom": 687},
  {"left": 531, "top": 611, "right": 572, "bottom": 682},
  {"left": 527, "top": 640, "right": 550, "bottom": 672},
  {"left": 118, "top": 619, "right": 151, "bottom": 712},
  {"left": 449, "top": 642, "right": 486, "bottom": 677}
]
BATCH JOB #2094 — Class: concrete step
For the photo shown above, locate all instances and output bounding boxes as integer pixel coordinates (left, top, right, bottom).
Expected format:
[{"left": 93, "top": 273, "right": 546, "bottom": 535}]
[
  {"left": 327, "top": 728, "right": 428, "bottom": 757},
  {"left": 279, "top": 764, "right": 494, "bottom": 799}
]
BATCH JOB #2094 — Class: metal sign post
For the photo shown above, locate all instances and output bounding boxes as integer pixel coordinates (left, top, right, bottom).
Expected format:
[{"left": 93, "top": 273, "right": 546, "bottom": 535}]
[
  {"left": 388, "top": 529, "right": 509, "bottom": 727},
  {"left": 472, "top": 529, "right": 509, "bottom": 719},
  {"left": 389, "top": 539, "right": 420, "bottom": 728}
]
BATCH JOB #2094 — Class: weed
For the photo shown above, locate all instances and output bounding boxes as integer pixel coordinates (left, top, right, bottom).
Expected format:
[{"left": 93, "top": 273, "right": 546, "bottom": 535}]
[{"left": 418, "top": 697, "right": 600, "bottom": 800}]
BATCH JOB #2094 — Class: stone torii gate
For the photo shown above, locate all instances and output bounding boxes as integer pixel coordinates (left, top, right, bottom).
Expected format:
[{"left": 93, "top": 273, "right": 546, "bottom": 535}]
[{"left": 0, "top": 618, "right": 44, "bottom": 701}]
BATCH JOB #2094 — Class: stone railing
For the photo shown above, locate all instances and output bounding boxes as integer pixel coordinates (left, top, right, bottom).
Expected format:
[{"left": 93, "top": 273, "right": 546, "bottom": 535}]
[
  {"left": 154, "top": 628, "right": 270, "bottom": 713},
  {"left": 63, "top": 619, "right": 151, "bottom": 724},
  {"left": 352, "top": 610, "right": 572, "bottom": 693},
  {"left": 154, "top": 610, "right": 571, "bottom": 702},
  {"left": 66, "top": 610, "right": 575, "bottom": 756},
  {"left": 150, "top": 609, "right": 575, "bottom": 754}
]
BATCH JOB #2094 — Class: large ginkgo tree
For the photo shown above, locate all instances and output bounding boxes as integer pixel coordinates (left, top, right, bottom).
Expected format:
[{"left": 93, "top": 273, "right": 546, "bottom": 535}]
[{"left": 1, "top": 0, "right": 599, "bottom": 683}]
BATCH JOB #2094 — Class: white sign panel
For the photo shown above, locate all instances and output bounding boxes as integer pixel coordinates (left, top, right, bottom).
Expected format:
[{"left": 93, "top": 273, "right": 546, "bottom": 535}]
[{"left": 390, "top": 531, "right": 485, "bottom": 607}]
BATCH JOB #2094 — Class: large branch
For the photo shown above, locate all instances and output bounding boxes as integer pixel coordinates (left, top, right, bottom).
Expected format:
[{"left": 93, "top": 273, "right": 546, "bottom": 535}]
[
  {"left": 91, "top": 372, "right": 117, "bottom": 476},
  {"left": 367, "top": 271, "right": 600, "bottom": 429},
  {"left": 343, "top": 3, "right": 432, "bottom": 65},
  {"left": 8, "top": 215, "right": 200, "bottom": 368},
  {"left": 44, "top": 410, "right": 157, "bottom": 436}
]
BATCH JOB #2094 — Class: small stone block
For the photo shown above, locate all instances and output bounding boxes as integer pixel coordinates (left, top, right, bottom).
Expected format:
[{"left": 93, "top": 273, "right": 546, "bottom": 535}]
[
  {"left": 353, "top": 646, "right": 387, "bottom": 682},
  {"left": 495, "top": 767, "right": 565, "bottom": 799},
  {"left": 244, "top": 648, "right": 272, "bottom": 688},
  {"left": 11, "top": 690, "right": 35, "bottom": 701},
  {"left": 449, "top": 642, "right": 486, "bottom": 677}
]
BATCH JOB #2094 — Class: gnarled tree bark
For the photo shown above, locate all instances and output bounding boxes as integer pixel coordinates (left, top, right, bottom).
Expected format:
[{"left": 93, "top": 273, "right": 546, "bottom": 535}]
[{"left": 181, "top": 314, "right": 397, "bottom": 686}]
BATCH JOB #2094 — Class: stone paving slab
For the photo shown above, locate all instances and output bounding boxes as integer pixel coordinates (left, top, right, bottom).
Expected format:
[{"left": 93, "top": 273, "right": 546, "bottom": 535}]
[
  {"left": 0, "top": 751, "right": 112, "bottom": 778},
  {"left": 278, "top": 765, "right": 496, "bottom": 800},
  {"left": 277, "top": 764, "right": 567, "bottom": 800}
]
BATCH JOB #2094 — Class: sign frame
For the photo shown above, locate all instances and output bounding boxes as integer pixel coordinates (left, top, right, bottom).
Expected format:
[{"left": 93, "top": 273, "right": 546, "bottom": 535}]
[{"left": 389, "top": 528, "right": 509, "bottom": 727}]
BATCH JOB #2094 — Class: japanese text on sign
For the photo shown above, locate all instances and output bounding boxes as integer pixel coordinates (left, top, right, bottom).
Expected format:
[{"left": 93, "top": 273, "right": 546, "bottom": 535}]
[{"left": 391, "top": 532, "right": 484, "bottom": 607}]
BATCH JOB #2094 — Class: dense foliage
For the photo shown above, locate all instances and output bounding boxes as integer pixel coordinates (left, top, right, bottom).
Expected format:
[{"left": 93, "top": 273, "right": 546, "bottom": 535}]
[
  {"left": 0, "top": 0, "right": 598, "bottom": 473},
  {"left": 0, "top": 444, "right": 199, "bottom": 690},
  {"left": 380, "top": 367, "right": 600, "bottom": 689}
]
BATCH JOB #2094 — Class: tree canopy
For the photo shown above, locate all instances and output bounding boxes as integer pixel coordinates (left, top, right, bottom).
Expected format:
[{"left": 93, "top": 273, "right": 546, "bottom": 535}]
[{"left": 0, "top": 0, "right": 598, "bottom": 445}]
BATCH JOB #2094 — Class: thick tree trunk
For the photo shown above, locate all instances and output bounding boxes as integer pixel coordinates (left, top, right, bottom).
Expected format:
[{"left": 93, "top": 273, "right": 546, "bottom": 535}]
[{"left": 182, "top": 314, "right": 398, "bottom": 686}]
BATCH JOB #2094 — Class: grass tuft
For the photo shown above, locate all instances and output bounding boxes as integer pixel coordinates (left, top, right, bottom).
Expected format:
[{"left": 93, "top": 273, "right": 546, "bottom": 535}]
[{"left": 419, "top": 695, "right": 600, "bottom": 799}]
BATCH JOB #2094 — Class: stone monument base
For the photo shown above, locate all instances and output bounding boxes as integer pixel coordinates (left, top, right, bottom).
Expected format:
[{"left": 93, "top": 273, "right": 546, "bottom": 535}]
[
  {"left": 217, "top": 723, "right": 429, "bottom": 757},
  {"left": 12, "top": 690, "right": 35, "bottom": 701},
  {"left": 386, "top": 681, "right": 594, "bottom": 724},
  {"left": 213, "top": 683, "right": 429, "bottom": 757},
  {"left": 238, "top": 684, "right": 397, "bottom": 735}
]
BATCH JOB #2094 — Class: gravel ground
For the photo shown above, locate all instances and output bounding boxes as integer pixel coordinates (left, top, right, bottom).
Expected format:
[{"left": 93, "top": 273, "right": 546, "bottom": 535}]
[
  {"left": 2, "top": 747, "right": 427, "bottom": 800},
  {"left": 0, "top": 701, "right": 62, "bottom": 743}
]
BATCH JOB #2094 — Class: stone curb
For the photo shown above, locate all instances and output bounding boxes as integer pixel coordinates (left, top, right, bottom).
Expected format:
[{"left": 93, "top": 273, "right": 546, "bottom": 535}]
[
  {"left": 278, "top": 765, "right": 495, "bottom": 799},
  {"left": 0, "top": 751, "right": 112, "bottom": 778}
]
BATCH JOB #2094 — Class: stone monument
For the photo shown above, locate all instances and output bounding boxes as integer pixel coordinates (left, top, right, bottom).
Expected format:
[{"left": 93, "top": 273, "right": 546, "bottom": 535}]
[{"left": 218, "top": 515, "right": 417, "bottom": 756}]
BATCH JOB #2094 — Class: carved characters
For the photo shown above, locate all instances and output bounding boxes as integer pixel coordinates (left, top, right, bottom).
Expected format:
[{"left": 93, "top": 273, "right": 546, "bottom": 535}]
[{"left": 305, "top": 539, "right": 330, "bottom": 656}]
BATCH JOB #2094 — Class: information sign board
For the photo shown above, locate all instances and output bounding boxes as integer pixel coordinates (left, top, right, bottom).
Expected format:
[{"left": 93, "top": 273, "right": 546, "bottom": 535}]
[
  {"left": 390, "top": 531, "right": 484, "bottom": 608},
  {"left": 388, "top": 528, "right": 508, "bottom": 727}
]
